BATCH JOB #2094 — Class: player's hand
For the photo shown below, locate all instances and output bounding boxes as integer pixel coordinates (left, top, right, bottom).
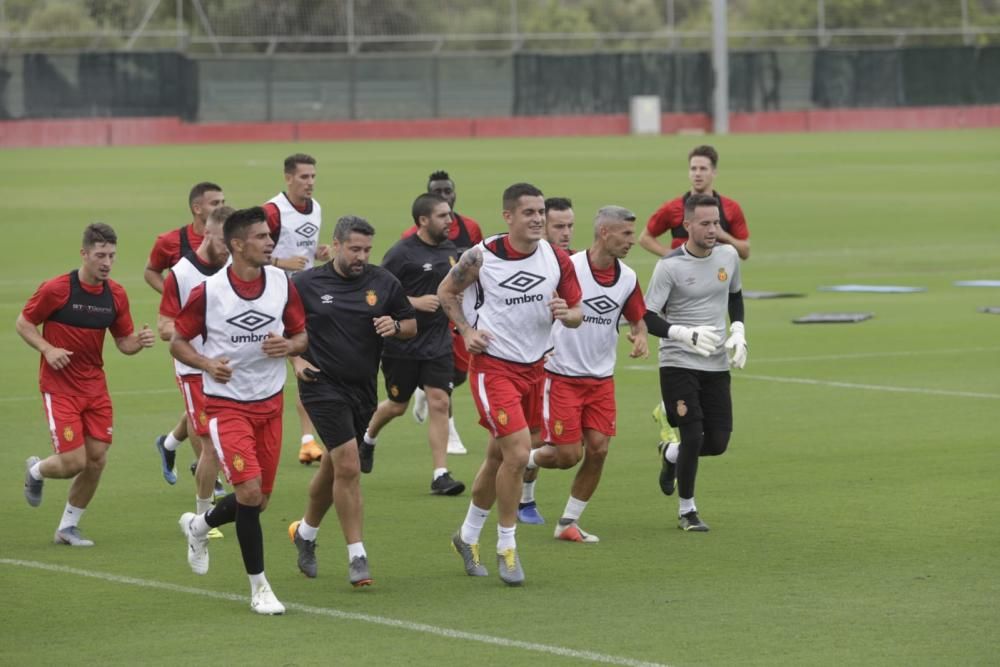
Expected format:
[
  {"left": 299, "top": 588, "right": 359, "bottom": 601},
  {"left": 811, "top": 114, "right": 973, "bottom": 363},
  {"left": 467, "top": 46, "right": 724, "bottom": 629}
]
[
  {"left": 667, "top": 325, "right": 721, "bottom": 357},
  {"left": 205, "top": 356, "right": 232, "bottom": 383},
  {"left": 724, "top": 322, "right": 748, "bottom": 369},
  {"left": 43, "top": 346, "right": 73, "bottom": 370},
  {"left": 411, "top": 294, "right": 440, "bottom": 313},
  {"left": 137, "top": 324, "right": 156, "bottom": 348},
  {"left": 315, "top": 244, "right": 331, "bottom": 261},
  {"left": 293, "top": 359, "right": 321, "bottom": 382},
  {"left": 261, "top": 331, "right": 291, "bottom": 357},
  {"left": 373, "top": 316, "right": 397, "bottom": 337},
  {"left": 278, "top": 256, "right": 308, "bottom": 272},
  {"left": 627, "top": 331, "right": 649, "bottom": 359},
  {"left": 462, "top": 327, "right": 491, "bottom": 355},
  {"left": 548, "top": 294, "right": 571, "bottom": 321}
]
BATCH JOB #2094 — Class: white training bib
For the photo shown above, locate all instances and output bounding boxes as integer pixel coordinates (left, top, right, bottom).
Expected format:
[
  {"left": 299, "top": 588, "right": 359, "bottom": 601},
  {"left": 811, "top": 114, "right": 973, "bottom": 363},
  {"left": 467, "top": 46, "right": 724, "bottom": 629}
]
[
  {"left": 170, "top": 255, "right": 223, "bottom": 377},
  {"left": 267, "top": 193, "right": 322, "bottom": 272}
]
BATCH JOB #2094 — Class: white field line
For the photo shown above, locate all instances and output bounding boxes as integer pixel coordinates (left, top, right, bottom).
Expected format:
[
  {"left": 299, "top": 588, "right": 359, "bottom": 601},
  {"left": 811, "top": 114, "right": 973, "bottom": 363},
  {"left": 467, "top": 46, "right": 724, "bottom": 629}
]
[
  {"left": 738, "top": 374, "right": 1000, "bottom": 400},
  {"left": 0, "top": 558, "right": 667, "bottom": 667}
]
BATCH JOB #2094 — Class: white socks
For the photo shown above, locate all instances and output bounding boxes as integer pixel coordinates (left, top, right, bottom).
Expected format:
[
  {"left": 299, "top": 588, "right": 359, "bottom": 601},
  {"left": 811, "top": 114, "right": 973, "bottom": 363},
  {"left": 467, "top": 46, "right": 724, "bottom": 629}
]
[
  {"left": 347, "top": 542, "right": 367, "bottom": 562},
  {"left": 664, "top": 442, "right": 679, "bottom": 464},
  {"left": 163, "top": 432, "right": 182, "bottom": 452},
  {"left": 297, "top": 518, "right": 319, "bottom": 542},
  {"left": 679, "top": 497, "right": 696, "bottom": 516},
  {"left": 433, "top": 467, "right": 448, "bottom": 480},
  {"left": 363, "top": 431, "right": 377, "bottom": 446},
  {"left": 58, "top": 502, "right": 85, "bottom": 531},
  {"left": 460, "top": 502, "right": 491, "bottom": 544},
  {"left": 497, "top": 524, "right": 517, "bottom": 553},
  {"left": 301, "top": 434, "right": 316, "bottom": 446},
  {"left": 520, "top": 480, "right": 536, "bottom": 504},
  {"left": 196, "top": 496, "right": 213, "bottom": 515},
  {"left": 249, "top": 572, "right": 270, "bottom": 594},
  {"left": 561, "top": 496, "right": 588, "bottom": 523},
  {"left": 29, "top": 461, "right": 43, "bottom": 481}
]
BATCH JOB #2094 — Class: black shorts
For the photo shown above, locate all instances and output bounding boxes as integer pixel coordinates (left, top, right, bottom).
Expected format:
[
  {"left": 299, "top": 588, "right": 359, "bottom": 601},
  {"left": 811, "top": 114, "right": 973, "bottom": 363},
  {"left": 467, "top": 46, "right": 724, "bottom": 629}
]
[
  {"left": 382, "top": 354, "right": 454, "bottom": 403},
  {"left": 300, "top": 379, "right": 376, "bottom": 451},
  {"left": 658, "top": 366, "right": 733, "bottom": 433}
]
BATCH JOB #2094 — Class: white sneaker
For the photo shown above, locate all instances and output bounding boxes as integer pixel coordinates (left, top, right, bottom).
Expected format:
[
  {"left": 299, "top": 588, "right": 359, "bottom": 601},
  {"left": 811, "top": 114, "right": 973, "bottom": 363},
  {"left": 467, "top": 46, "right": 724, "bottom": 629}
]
[
  {"left": 411, "top": 387, "right": 428, "bottom": 423},
  {"left": 251, "top": 584, "right": 285, "bottom": 615},
  {"left": 447, "top": 421, "right": 467, "bottom": 455},
  {"left": 179, "top": 512, "right": 209, "bottom": 575}
]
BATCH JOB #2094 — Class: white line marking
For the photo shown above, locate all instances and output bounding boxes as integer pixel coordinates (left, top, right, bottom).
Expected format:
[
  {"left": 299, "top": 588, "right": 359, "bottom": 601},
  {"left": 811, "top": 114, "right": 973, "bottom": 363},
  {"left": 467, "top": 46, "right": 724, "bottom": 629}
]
[
  {"left": 738, "top": 374, "right": 1000, "bottom": 400},
  {"left": 0, "top": 558, "right": 667, "bottom": 667}
]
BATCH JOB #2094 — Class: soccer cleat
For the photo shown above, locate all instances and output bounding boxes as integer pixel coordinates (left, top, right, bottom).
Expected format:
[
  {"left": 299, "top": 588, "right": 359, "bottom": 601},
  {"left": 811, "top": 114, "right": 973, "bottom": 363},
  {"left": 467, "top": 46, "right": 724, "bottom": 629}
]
[
  {"left": 298, "top": 438, "right": 324, "bottom": 465},
  {"left": 348, "top": 555, "right": 373, "bottom": 588},
  {"left": 411, "top": 387, "right": 428, "bottom": 424},
  {"left": 451, "top": 532, "right": 488, "bottom": 576},
  {"left": 358, "top": 442, "right": 375, "bottom": 474},
  {"left": 213, "top": 477, "right": 227, "bottom": 500},
  {"left": 496, "top": 548, "right": 525, "bottom": 586},
  {"left": 430, "top": 472, "right": 465, "bottom": 496},
  {"left": 553, "top": 520, "right": 599, "bottom": 543},
  {"left": 207, "top": 527, "right": 224, "bottom": 540},
  {"left": 678, "top": 510, "right": 710, "bottom": 532},
  {"left": 446, "top": 434, "right": 468, "bottom": 455},
  {"left": 179, "top": 512, "right": 209, "bottom": 574},
  {"left": 657, "top": 442, "right": 677, "bottom": 496},
  {"left": 154, "top": 435, "right": 177, "bottom": 485},
  {"left": 53, "top": 526, "right": 94, "bottom": 547},
  {"left": 517, "top": 501, "right": 545, "bottom": 525},
  {"left": 189, "top": 461, "right": 197, "bottom": 476},
  {"left": 652, "top": 402, "right": 680, "bottom": 446},
  {"left": 288, "top": 520, "right": 317, "bottom": 578},
  {"left": 250, "top": 585, "right": 286, "bottom": 615},
  {"left": 23, "top": 456, "right": 43, "bottom": 507}
]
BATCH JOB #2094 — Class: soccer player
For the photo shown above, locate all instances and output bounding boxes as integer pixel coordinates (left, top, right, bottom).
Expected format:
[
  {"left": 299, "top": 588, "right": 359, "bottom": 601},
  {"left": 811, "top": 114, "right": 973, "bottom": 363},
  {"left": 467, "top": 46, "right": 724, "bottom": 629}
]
[
  {"left": 171, "top": 207, "right": 307, "bottom": 615},
  {"left": 287, "top": 216, "right": 416, "bottom": 586},
  {"left": 263, "top": 153, "right": 331, "bottom": 466},
  {"left": 518, "top": 195, "right": 578, "bottom": 524},
  {"left": 406, "top": 170, "right": 484, "bottom": 454},
  {"left": 525, "top": 206, "right": 648, "bottom": 543},
  {"left": 362, "top": 194, "right": 466, "bottom": 496},
  {"left": 147, "top": 182, "right": 226, "bottom": 477},
  {"left": 638, "top": 145, "right": 750, "bottom": 467},
  {"left": 155, "top": 206, "right": 232, "bottom": 537},
  {"left": 641, "top": 193, "right": 748, "bottom": 532},
  {"left": 18, "top": 223, "right": 156, "bottom": 545},
  {"left": 439, "top": 182, "right": 582, "bottom": 586}
]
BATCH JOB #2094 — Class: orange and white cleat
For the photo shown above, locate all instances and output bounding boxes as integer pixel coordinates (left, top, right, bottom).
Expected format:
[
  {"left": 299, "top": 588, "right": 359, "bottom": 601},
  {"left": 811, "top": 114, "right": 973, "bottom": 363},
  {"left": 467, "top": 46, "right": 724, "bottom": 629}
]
[
  {"left": 298, "top": 437, "right": 324, "bottom": 465},
  {"left": 553, "top": 520, "right": 600, "bottom": 543}
]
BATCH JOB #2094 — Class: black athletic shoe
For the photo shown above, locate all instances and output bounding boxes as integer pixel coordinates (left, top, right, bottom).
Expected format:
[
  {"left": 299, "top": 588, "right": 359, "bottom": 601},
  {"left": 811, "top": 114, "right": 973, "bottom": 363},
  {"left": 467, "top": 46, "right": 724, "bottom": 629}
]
[
  {"left": 657, "top": 442, "right": 676, "bottom": 496},
  {"left": 189, "top": 461, "right": 198, "bottom": 476},
  {"left": 430, "top": 472, "right": 465, "bottom": 496},
  {"left": 358, "top": 442, "right": 375, "bottom": 474},
  {"left": 678, "top": 511, "right": 709, "bottom": 532}
]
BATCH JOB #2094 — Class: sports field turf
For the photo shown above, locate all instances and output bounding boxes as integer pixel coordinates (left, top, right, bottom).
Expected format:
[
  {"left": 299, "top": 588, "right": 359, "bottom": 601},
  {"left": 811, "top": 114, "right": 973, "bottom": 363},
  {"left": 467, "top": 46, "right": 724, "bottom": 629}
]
[{"left": 1, "top": 129, "right": 998, "bottom": 666}]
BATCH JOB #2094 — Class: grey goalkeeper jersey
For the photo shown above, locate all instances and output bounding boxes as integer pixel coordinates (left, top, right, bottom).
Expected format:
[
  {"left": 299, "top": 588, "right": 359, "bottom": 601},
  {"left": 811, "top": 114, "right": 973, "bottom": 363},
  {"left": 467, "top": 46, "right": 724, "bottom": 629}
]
[{"left": 645, "top": 243, "right": 741, "bottom": 371}]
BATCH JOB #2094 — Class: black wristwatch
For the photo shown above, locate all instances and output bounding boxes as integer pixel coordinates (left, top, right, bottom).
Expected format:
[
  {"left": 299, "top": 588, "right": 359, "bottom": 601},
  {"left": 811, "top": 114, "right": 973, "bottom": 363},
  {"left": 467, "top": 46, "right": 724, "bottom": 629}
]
[{"left": 393, "top": 319, "right": 401, "bottom": 335}]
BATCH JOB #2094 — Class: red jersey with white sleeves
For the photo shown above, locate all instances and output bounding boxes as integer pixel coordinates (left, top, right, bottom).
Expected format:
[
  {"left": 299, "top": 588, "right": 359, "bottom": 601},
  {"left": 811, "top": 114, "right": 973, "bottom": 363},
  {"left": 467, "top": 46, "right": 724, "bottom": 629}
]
[
  {"left": 466, "top": 235, "right": 581, "bottom": 369},
  {"left": 646, "top": 192, "right": 749, "bottom": 252},
  {"left": 174, "top": 266, "right": 306, "bottom": 415},
  {"left": 147, "top": 223, "right": 204, "bottom": 273},
  {"left": 545, "top": 251, "right": 644, "bottom": 379},
  {"left": 21, "top": 271, "right": 135, "bottom": 396},
  {"left": 160, "top": 253, "right": 225, "bottom": 377},
  {"left": 402, "top": 211, "right": 483, "bottom": 255}
]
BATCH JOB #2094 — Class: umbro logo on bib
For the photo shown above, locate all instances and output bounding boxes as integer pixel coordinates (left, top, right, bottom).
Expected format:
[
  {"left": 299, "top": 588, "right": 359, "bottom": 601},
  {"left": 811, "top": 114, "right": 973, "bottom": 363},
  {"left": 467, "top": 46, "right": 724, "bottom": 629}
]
[
  {"left": 584, "top": 295, "right": 618, "bottom": 315},
  {"left": 227, "top": 310, "right": 276, "bottom": 332},
  {"left": 295, "top": 222, "right": 318, "bottom": 238},
  {"left": 499, "top": 271, "right": 545, "bottom": 293}
]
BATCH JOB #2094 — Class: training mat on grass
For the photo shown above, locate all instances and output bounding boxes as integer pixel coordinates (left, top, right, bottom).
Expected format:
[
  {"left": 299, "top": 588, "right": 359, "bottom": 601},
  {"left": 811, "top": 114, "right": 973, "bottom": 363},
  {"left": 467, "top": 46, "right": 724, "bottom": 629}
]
[
  {"left": 743, "top": 290, "right": 807, "bottom": 299},
  {"left": 818, "top": 285, "right": 926, "bottom": 293},
  {"left": 955, "top": 280, "right": 1000, "bottom": 287},
  {"left": 978, "top": 307, "right": 1000, "bottom": 314},
  {"left": 793, "top": 312, "right": 874, "bottom": 324}
]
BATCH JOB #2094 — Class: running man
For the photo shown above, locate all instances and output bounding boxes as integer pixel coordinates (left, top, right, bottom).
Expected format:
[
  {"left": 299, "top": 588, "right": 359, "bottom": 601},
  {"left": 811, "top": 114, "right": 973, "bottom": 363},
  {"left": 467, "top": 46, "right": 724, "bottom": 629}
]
[
  {"left": 172, "top": 207, "right": 307, "bottom": 615},
  {"left": 439, "top": 182, "right": 582, "bottom": 586},
  {"left": 18, "top": 223, "right": 156, "bottom": 545}
]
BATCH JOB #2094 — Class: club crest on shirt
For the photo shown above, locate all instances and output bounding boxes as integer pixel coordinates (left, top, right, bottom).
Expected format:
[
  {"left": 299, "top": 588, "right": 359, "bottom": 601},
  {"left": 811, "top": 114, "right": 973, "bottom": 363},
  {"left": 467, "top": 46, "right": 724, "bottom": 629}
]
[
  {"left": 554, "top": 420, "right": 564, "bottom": 436},
  {"left": 717, "top": 268, "right": 728, "bottom": 282},
  {"left": 63, "top": 426, "right": 74, "bottom": 442},
  {"left": 497, "top": 409, "right": 508, "bottom": 426},
  {"left": 232, "top": 454, "right": 245, "bottom": 472},
  {"left": 366, "top": 290, "right": 378, "bottom": 306}
]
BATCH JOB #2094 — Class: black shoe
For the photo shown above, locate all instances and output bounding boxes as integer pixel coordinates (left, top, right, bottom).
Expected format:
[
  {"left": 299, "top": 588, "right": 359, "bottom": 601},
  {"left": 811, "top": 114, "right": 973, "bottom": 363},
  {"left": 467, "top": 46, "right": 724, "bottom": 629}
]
[
  {"left": 678, "top": 510, "right": 709, "bottom": 532},
  {"left": 189, "top": 461, "right": 198, "bottom": 476},
  {"left": 358, "top": 442, "right": 375, "bottom": 474},
  {"left": 430, "top": 472, "right": 465, "bottom": 496},
  {"left": 657, "top": 442, "right": 676, "bottom": 496}
]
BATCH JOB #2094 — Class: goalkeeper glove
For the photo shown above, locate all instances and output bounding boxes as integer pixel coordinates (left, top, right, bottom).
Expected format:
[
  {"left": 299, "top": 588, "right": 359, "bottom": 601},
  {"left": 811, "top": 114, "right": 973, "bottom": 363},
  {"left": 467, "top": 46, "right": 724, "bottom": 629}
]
[
  {"left": 724, "top": 321, "right": 748, "bottom": 369},
  {"left": 667, "top": 325, "right": 721, "bottom": 357}
]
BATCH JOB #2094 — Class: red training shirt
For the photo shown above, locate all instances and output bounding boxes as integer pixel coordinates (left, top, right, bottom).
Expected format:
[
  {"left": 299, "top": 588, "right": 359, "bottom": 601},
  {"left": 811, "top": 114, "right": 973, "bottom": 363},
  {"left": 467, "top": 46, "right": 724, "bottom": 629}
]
[
  {"left": 147, "top": 223, "right": 204, "bottom": 273},
  {"left": 646, "top": 192, "right": 749, "bottom": 252}
]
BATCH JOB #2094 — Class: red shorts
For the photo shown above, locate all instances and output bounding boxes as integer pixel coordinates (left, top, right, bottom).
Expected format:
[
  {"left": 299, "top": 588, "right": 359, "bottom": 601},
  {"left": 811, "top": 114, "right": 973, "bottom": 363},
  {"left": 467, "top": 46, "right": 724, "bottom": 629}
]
[
  {"left": 207, "top": 407, "right": 283, "bottom": 495},
  {"left": 452, "top": 330, "right": 470, "bottom": 374},
  {"left": 175, "top": 373, "right": 210, "bottom": 436},
  {"left": 541, "top": 374, "right": 616, "bottom": 445},
  {"left": 42, "top": 392, "right": 113, "bottom": 453},
  {"left": 469, "top": 356, "right": 544, "bottom": 438}
]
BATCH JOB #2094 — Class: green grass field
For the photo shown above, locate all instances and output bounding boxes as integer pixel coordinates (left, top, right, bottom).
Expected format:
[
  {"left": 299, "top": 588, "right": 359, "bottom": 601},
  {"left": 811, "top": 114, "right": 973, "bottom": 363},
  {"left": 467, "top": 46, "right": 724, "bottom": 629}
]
[{"left": 1, "top": 129, "right": 998, "bottom": 666}]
